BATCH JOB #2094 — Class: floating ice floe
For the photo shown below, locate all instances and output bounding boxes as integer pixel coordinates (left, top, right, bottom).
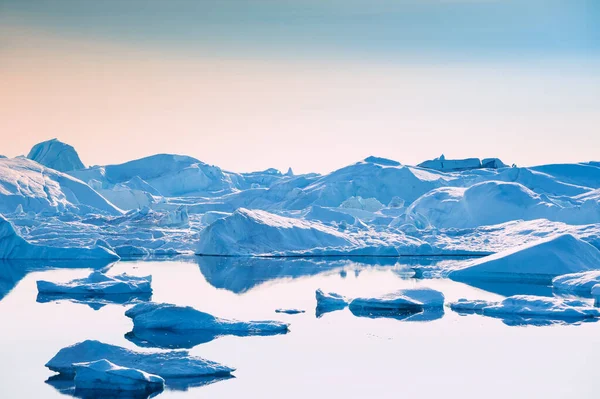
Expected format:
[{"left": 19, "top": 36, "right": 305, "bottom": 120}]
[
  {"left": 73, "top": 359, "right": 164, "bottom": 394},
  {"left": 275, "top": 309, "right": 305, "bottom": 314},
  {"left": 449, "top": 234, "right": 600, "bottom": 284},
  {"left": 125, "top": 302, "right": 288, "bottom": 348},
  {"left": 46, "top": 340, "right": 234, "bottom": 379},
  {"left": 37, "top": 272, "right": 152, "bottom": 296},
  {"left": 315, "top": 287, "right": 445, "bottom": 321},
  {"left": 449, "top": 295, "right": 600, "bottom": 325},
  {"left": 349, "top": 288, "right": 445, "bottom": 312},
  {"left": 552, "top": 270, "right": 600, "bottom": 296},
  {"left": 0, "top": 215, "right": 119, "bottom": 260}
]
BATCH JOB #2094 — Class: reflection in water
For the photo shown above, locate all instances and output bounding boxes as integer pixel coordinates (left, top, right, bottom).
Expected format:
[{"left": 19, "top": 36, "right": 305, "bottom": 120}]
[
  {"left": 125, "top": 328, "right": 287, "bottom": 350},
  {"left": 46, "top": 374, "right": 233, "bottom": 397},
  {"left": 350, "top": 307, "right": 445, "bottom": 322},
  {"left": 0, "top": 260, "right": 115, "bottom": 302},
  {"left": 195, "top": 256, "right": 449, "bottom": 294},
  {"left": 37, "top": 292, "right": 152, "bottom": 310},
  {"left": 457, "top": 279, "right": 555, "bottom": 298}
]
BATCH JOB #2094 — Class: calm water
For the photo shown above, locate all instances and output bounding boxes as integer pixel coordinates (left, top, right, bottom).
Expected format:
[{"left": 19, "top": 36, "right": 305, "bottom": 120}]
[{"left": 0, "top": 257, "right": 598, "bottom": 398}]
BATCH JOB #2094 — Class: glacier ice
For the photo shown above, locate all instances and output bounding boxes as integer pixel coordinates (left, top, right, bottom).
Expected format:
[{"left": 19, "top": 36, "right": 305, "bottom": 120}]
[
  {"left": 0, "top": 215, "right": 119, "bottom": 260},
  {"left": 27, "top": 138, "right": 85, "bottom": 173},
  {"left": 46, "top": 340, "right": 235, "bottom": 378},
  {"left": 73, "top": 359, "right": 164, "bottom": 394},
  {"left": 449, "top": 234, "right": 600, "bottom": 284}
]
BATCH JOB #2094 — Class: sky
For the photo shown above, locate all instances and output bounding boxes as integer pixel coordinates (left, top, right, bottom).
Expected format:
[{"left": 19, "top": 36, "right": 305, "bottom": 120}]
[{"left": 1, "top": 0, "right": 599, "bottom": 174}]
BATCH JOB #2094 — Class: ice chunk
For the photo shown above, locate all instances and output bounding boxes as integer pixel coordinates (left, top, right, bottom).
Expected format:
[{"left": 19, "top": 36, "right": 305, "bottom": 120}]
[
  {"left": 46, "top": 340, "right": 234, "bottom": 378},
  {"left": 483, "top": 295, "right": 600, "bottom": 320},
  {"left": 196, "top": 208, "right": 355, "bottom": 256},
  {"left": 349, "top": 288, "right": 445, "bottom": 312},
  {"left": 27, "top": 139, "right": 85, "bottom": 172},
  {"left": 449, "top": 299, "right": 496, "bottom": 313},
  {"left": 114, "top": 245, "right": 150, "bottom": 259},
  {"left": 0, "top": 215, "right": 119, "bottom": 260},
  {"left": 73, "top": 359, "right": 164, "bottom": 394},
  {"left": 125, "top": 302, "right": 288, "bottom": 348},
  {"left": 340, "top": 196, "right": 384, "bottom": 212},
  {"left": 552, "top": 270, "right": 600, "bottom": 295},
  {"left": 37, "top": 271, "right": 152, "bottom": 295},
  {"left": 275, "top": 309, "right": 305, "bottom": 314},
  {"left": 449, "top": 234, "right": 600, "bottom": 284}
]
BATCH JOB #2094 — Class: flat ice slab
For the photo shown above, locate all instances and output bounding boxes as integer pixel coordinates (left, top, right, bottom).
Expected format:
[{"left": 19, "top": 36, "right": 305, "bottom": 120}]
[
  {"left": 349, "top": 288, "right": 445, "bottom": 311},
  {"left": 449, "top": 234, "right": 600, "bottom": 284},
  {"left": 552, "top": 271, "right": 600, "bottom": 295},
  {"left": 73, "top": 359, "right": 164, "bottom": 394},
  {"left": 37, "top": 272, "right": 152, "bottom": 296},
  {"left": 46, "top": 340, "right": 234, "bottom": 378},
  {"left": 450, "top": 296, "right": 600, "bottom": 325},
  {"left": 127, "top": 302, "right": 289, "bottom": 333},
  {"left": 275, "top": 309, "right": 305, "bottom": 314}
]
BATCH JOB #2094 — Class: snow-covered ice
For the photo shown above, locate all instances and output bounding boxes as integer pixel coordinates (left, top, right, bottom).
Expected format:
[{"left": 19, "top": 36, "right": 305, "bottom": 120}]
[
  {"left": 449, "top": 296, "right": 600, "bottom": 325},
  {"left": 46, "top": 340, "right": 234, "bottom": 378},
  {"left": 349, "top": 288, "right": 445, "bottom": 311},
  {"left": 552, "top": 270, "right": 600, "bottom": 295},
  {"left": 73, "top": 359, "right": 164, "bottom": 394},
  {"left": 449, "top": 234, "right": 600, "bottom": 284},
  {"left": 27, "top": 139, "right": 85, "bottom": 173},
  {"left": 37, "top": 271, "right": 152, "bottom": 295}
]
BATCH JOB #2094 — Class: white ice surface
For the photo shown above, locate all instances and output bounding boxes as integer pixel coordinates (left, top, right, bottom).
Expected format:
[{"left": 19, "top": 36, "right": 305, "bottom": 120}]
[
  {"left": 73, "top": 359, "right": 164, "bottom": 392},
  {"left": 46, "top": 340, "right": 235, "bottom": 378}
]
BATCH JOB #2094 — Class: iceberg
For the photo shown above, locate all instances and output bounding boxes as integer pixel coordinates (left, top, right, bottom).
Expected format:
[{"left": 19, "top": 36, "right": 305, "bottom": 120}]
[
  {"left": 407, "top": 181, "right": 600, "bottom": 229},
  {"left": 46, "top": 340, "right": 235, "bottom": 378},
  {"left": 0, "top": 157, "right": 122, "bottom": 215},
  {"left": 37, "top": 271, "right": 152, "bottom": 295},
  {"left": 27, "top": 139, "right": 85, "bottom": 173},
  {"left": 73, "top": 359, "right": 164, "bottom": 394},
  {"left": 125, "top": 302, "right": 288, "bottom": 348},
  {"left": 552, "top": 270, "right": 600, "bottom": 295},
  {"left": 196, "top": 208, "right": 355, "bottom": 256},
  {"left": 418, "top": 155, "right": 484, "bottom": 172},
  {"left": 449, "top": 234, "right": 600, "bottom": 284},
  {"left": 449, "top": 296, "right": 600, "bottom": 325},
  {"left": 348, "top": 288, "right": 445, "bottom": 312},
  {"left": 0, "top": 215, "right": 119, "bottom": 260}
]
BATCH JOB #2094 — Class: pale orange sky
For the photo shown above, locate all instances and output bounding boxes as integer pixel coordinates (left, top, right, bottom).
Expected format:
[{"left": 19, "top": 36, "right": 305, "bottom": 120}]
[{"left": 1, "top": 25, "right": 599, "bottom": 174}]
